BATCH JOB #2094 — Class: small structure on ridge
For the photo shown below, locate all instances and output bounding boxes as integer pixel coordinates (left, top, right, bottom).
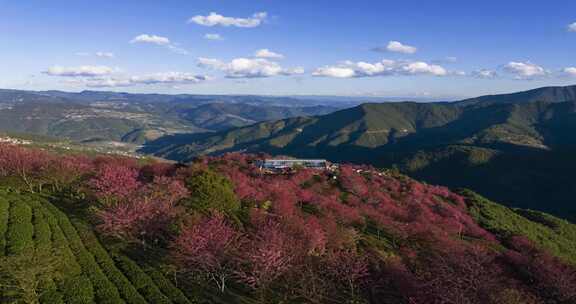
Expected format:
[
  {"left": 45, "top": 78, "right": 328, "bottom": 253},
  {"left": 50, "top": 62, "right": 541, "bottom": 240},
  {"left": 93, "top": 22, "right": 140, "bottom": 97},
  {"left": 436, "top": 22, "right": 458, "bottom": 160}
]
[{"left": 255, "top": 159, "right": 331, "bottom": 173}]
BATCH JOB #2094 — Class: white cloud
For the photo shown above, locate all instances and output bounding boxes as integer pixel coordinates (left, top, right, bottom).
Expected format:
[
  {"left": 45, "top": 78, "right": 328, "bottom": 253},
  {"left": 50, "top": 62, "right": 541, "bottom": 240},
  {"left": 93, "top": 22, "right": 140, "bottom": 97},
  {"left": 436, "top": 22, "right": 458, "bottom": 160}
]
[
  {"left": 503, "top": 61, "right": 548, "bottom": 79},
  {"left": 198, "top": 57, "right": 304, "bottom": 78},
  {"left": 198, "top": 57, "right": 226, "bottom": 69},
  {"left": 130, "top": 34, "right": 188, "bottom": 55},
  {"left": 95, "top": 52, "right": 115, "bottom": 58},
  {"left": 129, "top": 72, "right": 210, "bottom": 85},
  {"left": 44, "top": 65, "right": 118, "bottom": 77},
  {"left": 75, "top": 52, "right": 115, "bottom": 58},
  {"left": 204, "top": 33, "right": 223, "bottom": 40},
  {"left": 74, "top": 72, "right": 211, "bottom": 88},
  {"left": 312, "top": 59, "right": 447, "bottom": 78},
  {"left": 378, "top": 41, "right": 417, "bottom": 54},
  {"left": 189, "top": 12, "right": 267, "bottom": 28},
  {"left": 284, "top": 67, "right": 305, "bottom": 75},
  {"left": 83, "top": 78, "right": 133, "bottom": 88},
  {"left": 471, "top": 69, "right": 498, "bottom": 79},
  {"left": 561, "top": 67, "right": 576, "bottom": 77},
  {"left": 166, "top": 45, "right": 189, "bottom": 55},
  {"left": 568, "top": 22, "right": 576, "bottom": 32},
  {"left": 254, "top": 49, "right": 284, "bottom": 59},
  {"left": 401, "top": 61, "right": 446, "bottom": 75},
  {"left": 312, "top": 66, "right": 356, "bottom": 78},
  {"left": 130, "top": 34, "right": 171, "bottom": 45}
]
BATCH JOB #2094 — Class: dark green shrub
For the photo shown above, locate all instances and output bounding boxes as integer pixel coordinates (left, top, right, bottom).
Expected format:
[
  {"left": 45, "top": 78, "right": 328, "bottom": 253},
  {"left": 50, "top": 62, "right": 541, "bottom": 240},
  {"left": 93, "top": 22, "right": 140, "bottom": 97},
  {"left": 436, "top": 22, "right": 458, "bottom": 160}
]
[
  {"left": 40, "top": 288, "right": 65, "bottom": 304},
  {"left": 39, "top": 202, "right": 82, "bottom": 277},
  {"left": 6, "top": 199, "right": 34, "bottom": 254},
  {"left": 45, "top": 202, "right": 124, "bottom": 303},
  {"left": 145, "top": 267, "right": 193, "bottom": 304},
  {"left": 73, "top": 221, "right": 148, "bottom": 304},
  {"left": 183, "top": 169, "right": 240, "bottom": 215},
  {"left": 114, "top": 255, "right": 172, "bottom": 304},
  {"left": 0, "top": 196, "right": 10, "bottom": 256},
  {"left": 62, "top": 275, "right": 95, "bottom": 304},
  {"left": 39, "top": 279, "right": 64, "bottom": 304},
  {"left": 32, "top": 207, "right": 52, "bottom": 249},
  {"left": 90, "top": 274, "right": 125, "bottom": 304},
  {"left": 0, "top": 244, "right": 63, "bottom": 304}
]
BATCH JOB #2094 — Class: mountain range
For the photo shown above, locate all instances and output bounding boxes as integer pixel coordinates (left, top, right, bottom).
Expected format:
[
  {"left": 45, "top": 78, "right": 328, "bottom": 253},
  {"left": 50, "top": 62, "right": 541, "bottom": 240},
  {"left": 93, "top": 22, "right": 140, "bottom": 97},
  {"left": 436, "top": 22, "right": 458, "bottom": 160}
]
[
  {"left": 1, "top": 85, "right": 575, "bottom": 220},
  {"left": 142, "top": 85, "right": 576, "bottom": 220},
  {"left": 1, "top": 84, "right": 576, "bottom": 302},
  {"left": 0, "top": 89, "right": 343, "bottom": 144}
]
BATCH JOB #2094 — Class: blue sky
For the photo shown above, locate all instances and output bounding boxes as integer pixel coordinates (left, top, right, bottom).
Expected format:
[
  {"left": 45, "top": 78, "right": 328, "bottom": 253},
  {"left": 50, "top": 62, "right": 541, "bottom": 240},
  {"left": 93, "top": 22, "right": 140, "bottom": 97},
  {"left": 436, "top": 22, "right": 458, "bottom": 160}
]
[{"left": 1, "top": 0, "right": 576, "bottom": 99}]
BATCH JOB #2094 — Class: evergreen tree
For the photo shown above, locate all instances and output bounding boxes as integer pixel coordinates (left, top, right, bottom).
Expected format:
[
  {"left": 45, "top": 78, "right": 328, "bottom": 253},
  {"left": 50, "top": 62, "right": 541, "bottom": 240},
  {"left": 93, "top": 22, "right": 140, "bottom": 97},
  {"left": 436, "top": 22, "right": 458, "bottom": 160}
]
[{"left": 183, "top": 168, "right": 240, "bottom": 215}]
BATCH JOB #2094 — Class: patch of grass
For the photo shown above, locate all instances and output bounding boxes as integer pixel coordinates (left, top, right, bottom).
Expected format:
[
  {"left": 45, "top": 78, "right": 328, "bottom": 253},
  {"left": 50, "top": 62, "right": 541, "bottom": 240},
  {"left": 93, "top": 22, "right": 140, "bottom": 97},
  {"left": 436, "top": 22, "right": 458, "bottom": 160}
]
[{"left": 462, "top": 189, "right": 576, "bottom": 264}]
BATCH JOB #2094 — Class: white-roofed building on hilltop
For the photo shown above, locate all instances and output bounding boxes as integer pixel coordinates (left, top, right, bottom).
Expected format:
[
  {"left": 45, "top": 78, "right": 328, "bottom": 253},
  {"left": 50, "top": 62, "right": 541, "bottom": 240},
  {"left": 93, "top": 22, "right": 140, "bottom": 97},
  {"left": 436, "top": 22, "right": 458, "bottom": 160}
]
[{"left": 255, "top": 159, "right": 334, "bottom": 173}]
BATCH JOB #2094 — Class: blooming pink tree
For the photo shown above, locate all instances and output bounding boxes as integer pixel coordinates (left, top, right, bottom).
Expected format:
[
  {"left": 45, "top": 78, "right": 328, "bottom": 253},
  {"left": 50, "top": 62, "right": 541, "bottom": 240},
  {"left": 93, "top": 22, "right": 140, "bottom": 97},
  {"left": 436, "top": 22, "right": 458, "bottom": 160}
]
[
  {"left": 0, "top": 144, "right": 51, "bottom": 192},
  {"left": 141, "top": 176, "right": 189, "bottom": 207},
  {"left": 236, "top": 221, "right": 299, "bottom": 293},
  {"left": 97, "top": 176, "right": 188, "bottom": 244},
  {"left": 43, "top": 154, "right": 93, "bottom": 192},
  {"left": 139, "top": 162, "right": 176, "bottom": 182},
  {"left": 339, "top": 165, "right": 370, "bottom": 197},
  {"left": 303, "top": 217, "right": 327, "bottom": 256},
  {"left": 172, "top": 214, "right": 240, "bottom": 293},
  {"left": 504, "top": 236, "right": 576, "bottom": 303},
  {"left": 325, "top": 249, "right": 369, "bottom": 301},
  {"left": 89, "top": 163, "right": 140, "bottom": 204},
  {"left": 97, "top": 202, "right": 148, "bottom": 241}
]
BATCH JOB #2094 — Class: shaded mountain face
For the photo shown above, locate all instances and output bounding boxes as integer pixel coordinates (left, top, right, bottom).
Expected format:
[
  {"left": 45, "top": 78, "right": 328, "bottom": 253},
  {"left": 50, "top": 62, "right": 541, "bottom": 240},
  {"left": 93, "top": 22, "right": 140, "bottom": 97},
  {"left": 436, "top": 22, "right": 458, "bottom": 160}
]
[
  {"left": 0, "top": 89, "right": 343, "bottom": 144},
  {"left": 398, "top": 146, "right": 576, "bottom": 218},
  {"left": 143, "top": 100, "right": 576, "bottom": 160},
  {"left": 142, "top": 85, "right": 576, "bottom": 220}
]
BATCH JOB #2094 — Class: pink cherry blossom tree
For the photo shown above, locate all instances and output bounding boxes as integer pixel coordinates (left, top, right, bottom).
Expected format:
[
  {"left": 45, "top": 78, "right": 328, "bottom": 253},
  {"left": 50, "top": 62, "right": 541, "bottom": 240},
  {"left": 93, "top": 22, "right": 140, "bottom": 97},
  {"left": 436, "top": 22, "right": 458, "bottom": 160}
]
[{"left": 172, "top": 214, "right": 240, "bottom": 293}]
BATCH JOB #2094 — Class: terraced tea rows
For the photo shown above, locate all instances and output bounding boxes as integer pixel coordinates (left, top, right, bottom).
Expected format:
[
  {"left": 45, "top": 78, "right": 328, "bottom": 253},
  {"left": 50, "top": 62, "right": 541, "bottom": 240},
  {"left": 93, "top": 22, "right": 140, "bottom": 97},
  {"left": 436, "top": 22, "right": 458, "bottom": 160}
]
[{"left": 0, "top": 190, "right": 193, "bottom": 304}]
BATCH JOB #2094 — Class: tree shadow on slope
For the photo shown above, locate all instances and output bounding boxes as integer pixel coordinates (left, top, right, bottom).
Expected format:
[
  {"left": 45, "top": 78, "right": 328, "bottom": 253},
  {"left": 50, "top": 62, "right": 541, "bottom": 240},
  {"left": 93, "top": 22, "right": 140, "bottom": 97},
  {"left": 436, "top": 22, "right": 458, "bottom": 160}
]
[{"left": 400, "top": 145, "right": 576, "bottom": 222}]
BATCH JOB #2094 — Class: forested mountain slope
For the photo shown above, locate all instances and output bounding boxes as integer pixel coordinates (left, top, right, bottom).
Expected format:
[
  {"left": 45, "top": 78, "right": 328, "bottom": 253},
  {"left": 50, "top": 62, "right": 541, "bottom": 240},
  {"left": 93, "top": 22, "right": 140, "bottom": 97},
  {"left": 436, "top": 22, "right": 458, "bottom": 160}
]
[
  {"left": 0, "top": 89, "right": 342, "bottom": 144},
  {"left": 142, "top": 86, "right": 576, "bottom": 221},
  {"left": 1, "top": 144, "right": 576, "bottom": 303}
]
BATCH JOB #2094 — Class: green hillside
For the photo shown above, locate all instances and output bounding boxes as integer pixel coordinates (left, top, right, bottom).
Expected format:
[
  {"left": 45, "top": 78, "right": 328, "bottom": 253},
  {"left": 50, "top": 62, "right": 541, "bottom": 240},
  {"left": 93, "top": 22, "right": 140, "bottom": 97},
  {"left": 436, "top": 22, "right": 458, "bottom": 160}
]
[
  {"left": 5, "top": 185, "right": 576, "bottom": 303},
  {"left": 461, "top": 190, "right": 576, "bottom": 264},
  {"left": 1, "top": 144, "right": 576, "bottom": 303},
  {"left": 0, "top": 190, "right": 193, "bottom": 304}
]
